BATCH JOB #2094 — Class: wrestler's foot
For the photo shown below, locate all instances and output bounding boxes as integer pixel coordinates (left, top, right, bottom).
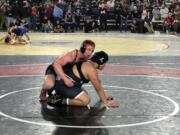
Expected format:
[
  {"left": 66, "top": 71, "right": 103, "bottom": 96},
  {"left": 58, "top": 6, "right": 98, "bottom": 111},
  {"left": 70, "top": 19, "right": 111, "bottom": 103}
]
[
  {"left": 46, "top": 94, "right": 63, "bottom": 107},
  {"left": 48, "top": 89, "right": 54, "bottom": 97}
]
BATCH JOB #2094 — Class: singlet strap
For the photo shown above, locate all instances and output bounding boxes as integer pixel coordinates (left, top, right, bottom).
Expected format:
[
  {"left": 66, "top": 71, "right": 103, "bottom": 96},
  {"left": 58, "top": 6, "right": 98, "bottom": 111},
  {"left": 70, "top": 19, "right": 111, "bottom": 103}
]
[
  {"left": 73, "top": 49, "right": 78, "bottom": 62},
  {"left": 76, "top": 62, "right": 89, "bottom": 83}
]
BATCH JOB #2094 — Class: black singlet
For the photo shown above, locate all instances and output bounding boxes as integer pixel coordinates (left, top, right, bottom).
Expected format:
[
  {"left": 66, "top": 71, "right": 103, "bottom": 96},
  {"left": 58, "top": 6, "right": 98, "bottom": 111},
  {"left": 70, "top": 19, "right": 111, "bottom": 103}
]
[{"left": 54, "top": 61, "right": 90, "bottom": 98}]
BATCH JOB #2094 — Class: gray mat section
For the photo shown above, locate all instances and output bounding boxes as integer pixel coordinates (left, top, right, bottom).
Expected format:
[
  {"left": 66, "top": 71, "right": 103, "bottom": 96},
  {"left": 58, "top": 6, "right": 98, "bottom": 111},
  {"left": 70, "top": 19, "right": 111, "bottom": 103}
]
[{"left": 0, "top": 75, "right": 180, "bottom": 135}]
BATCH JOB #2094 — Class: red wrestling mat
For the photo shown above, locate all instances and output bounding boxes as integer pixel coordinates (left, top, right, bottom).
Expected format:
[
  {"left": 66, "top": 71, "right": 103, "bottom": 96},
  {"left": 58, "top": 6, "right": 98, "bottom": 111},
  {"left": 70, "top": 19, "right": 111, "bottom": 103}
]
[{"left": 0, "top": 64, "right": 180, "bottom": 77}]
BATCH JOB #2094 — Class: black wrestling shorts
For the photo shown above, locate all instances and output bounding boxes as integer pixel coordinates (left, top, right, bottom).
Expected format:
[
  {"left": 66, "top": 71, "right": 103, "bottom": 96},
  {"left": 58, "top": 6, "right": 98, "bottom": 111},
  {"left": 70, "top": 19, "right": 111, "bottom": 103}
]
[
  {"left": 45, "top": 64, "right": 57, "bottom": 76},
  {"left": 54, "top": 80, "right": 82, "bottom": 98}
]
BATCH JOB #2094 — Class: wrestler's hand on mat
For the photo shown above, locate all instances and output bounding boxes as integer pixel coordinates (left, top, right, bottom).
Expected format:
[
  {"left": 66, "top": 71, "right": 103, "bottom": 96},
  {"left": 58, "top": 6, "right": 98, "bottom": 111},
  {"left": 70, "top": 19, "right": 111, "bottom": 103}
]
[
  {"left": 104, "top": 100, "right": 119, "bottom": 108},
  {"left": 106, "top": 95, "right": 114, "bottom": 100}
]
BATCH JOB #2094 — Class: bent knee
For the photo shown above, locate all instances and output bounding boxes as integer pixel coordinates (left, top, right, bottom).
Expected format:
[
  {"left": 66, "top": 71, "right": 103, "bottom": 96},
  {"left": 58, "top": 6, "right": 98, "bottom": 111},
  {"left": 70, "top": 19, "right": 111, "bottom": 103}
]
[
  {"left": 42, "top": 80, "right": 55, "bottom": 90},
  {"left": 82, "top": 97, "right": 91, "bottom": 106}
]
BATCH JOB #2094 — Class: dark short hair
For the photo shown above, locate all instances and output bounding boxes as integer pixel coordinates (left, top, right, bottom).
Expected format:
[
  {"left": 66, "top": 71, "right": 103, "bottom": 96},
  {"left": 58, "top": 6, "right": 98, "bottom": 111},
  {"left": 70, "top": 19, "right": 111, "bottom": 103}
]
[
  {"left": 4, "top": 36, "right": 11, "bottom": 43},
  {"left": 80, "top": 39, "right": 95, "bottom": 53},
  {"left": 90, "top": 51, "right": 109, "bottom": 65},
  {"left": 82, "top": 39, "right": 95, "bottom": 48}
]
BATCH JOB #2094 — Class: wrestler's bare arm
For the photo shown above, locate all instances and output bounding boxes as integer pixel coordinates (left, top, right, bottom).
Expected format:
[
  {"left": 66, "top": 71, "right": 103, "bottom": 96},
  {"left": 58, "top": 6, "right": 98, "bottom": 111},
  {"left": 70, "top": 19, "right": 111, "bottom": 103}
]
[
  {"left": 52, "top": 50, "right": 77, "bottom": 86},
  {"left": 87, "top": 65, "right": 119, "bottom": 108},
  {"left": 87, "top": 66, "right": 108, "bottom": 104}
]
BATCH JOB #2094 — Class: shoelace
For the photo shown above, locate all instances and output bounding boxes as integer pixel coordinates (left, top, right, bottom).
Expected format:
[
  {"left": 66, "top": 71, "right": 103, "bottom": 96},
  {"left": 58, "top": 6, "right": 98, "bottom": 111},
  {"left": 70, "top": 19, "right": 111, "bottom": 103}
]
[{"left": 49, "top": 95, "right": 62, "bottom": 104}]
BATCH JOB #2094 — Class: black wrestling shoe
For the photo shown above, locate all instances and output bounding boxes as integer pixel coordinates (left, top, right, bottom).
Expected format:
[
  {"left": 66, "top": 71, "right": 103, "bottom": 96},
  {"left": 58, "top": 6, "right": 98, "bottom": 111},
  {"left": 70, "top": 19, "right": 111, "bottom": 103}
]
[
  {"left": 48, "top": 88, "right": 54, "bottom": 97},
  {"left": 48, "top": 90, "right": 53, "bottom": 97},
  {"left": 46, "top": 94, "right": 63, "bottom": 107}
]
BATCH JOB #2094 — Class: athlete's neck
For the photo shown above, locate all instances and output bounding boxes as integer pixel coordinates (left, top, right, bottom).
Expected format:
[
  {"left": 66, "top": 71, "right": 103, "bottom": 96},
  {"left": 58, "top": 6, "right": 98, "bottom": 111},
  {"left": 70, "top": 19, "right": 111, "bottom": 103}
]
[{"left": 89, "top": 60, "right": 98, "bottom": 69}]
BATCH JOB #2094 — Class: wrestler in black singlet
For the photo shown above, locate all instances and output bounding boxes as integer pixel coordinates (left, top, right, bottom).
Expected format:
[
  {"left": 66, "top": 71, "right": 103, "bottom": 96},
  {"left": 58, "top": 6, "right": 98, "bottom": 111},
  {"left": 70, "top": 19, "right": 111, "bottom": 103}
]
[
  {"left": 45, "top": 49, "right": 87, "bottom": 98},
  {"left": 54, "top": 61, "right": 89, "bottom": 98},
  {"left": 45, "top": 49, "right": 79, "bottom": 76},
  {"left": 44, "top": 49, "right": 79, "bottom": 96}
]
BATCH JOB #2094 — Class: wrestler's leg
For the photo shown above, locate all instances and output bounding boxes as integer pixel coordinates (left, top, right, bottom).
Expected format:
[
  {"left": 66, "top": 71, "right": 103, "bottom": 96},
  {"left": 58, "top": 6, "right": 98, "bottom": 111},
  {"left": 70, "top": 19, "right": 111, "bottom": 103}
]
[
  {"left": 67, "top": 90, "right": 91, "bottom": 106},
  {"left": 24, "top": 33, "right": 30, "bottom": 40},
  {"left": 18, "top": 36, "right": 27, "bottom": 44},
  {"left": 64, "top": 90, "right": 113, "bottom": 106},
  {"left": 39, "top": 74, "right": 55, "bottom": 101}
]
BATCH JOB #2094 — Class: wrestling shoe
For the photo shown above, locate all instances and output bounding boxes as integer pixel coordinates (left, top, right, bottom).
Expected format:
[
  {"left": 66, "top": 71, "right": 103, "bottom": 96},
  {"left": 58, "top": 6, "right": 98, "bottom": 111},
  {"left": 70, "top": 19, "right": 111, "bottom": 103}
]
[
  {"left": 48, "top": 89, "right": 54, "bottom": 97},
  {"left": 46, "top": 94, "right": 63, "bottom": 107}
]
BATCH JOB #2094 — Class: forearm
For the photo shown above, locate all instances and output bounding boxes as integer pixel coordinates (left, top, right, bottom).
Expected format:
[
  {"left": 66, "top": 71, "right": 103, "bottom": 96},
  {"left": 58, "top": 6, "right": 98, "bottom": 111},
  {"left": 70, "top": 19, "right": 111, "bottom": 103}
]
[
  {"left": 52, "top": 62, "right": 67, "bottom": 80},
  {"left": 96, "top": 87, "right": 108, "bottom": 104}
]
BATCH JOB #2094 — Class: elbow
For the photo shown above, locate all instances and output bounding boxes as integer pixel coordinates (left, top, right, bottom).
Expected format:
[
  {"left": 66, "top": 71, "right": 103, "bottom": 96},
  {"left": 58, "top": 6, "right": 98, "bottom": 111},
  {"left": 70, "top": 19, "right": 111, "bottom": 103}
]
[
  {"left": 52, "top": 61, "right": 60, "bottom": 69},
  {"left": 52, "top": 62, "right": 57, "bottom": 69}
]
